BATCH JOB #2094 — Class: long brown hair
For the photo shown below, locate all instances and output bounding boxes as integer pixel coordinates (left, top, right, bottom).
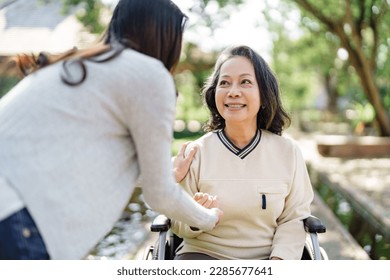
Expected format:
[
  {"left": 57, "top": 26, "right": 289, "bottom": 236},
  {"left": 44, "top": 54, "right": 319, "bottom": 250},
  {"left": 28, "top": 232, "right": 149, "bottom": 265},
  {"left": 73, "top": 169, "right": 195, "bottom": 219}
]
[{"left": 15, "top": 0, "right": 187, "bottom": 85}]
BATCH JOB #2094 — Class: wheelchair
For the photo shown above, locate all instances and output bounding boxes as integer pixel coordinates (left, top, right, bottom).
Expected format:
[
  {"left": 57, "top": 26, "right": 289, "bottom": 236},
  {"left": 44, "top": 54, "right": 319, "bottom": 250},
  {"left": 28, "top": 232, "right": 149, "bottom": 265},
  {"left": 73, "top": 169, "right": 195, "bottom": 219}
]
[{"left": 144, "top": 214, "right": 328, "bottom": 260}]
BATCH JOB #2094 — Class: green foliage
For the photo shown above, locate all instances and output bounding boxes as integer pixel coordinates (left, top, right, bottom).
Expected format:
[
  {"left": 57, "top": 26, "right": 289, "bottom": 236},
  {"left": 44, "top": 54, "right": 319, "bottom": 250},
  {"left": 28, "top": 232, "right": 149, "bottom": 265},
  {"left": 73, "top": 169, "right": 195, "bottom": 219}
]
[
  {"left": 61, "top": 0, "right": 105, "bottom": 33},
  {"left": 60, "top": 0, "right": 245, "bottom": 35},
  {"left": 266, "top": 0, "right": 390, "bottom": 126},
  {"left": 172, "top": 134, "right": 202, "bottom": 156},
  {"left": 351, "top": 102, "right": 375, "bottom": 125},
  {"left": 315, "top": 182, "right": 390, "bottom": 259},
  {"left": 186, "top": 0, "right": 245, "bottom": 32},
  {"left": 289, "top": 0, "right": 390, "bottom": 135},
  {"left": 55, "top": 0, "right": 389, "bottom": 133},
  {"left": 208, "top": 0, "right": 244, "bottom": 6},
  {"left": 0, "top": 76, "right": 19, "bottom": 99},
  {"left": 174, "top": 43, "right": 218, "bottom": 125},
  {"left": 380, "top": 85, "right": 390, "bottom": 111},
  {"left": 267, "top": 7, "right": 330, "bottom": 111},
  {"left": 175, "top": 71, "right": 209, "bottom": 123}
]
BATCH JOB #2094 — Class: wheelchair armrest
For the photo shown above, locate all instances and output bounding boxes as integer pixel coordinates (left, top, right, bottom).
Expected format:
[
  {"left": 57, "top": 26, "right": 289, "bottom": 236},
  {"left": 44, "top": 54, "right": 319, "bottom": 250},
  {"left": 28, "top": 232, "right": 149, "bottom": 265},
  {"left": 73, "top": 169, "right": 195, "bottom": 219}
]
[
  {"left": 303, "top": 215, "right": 326, "bottom": 233},
  {"left": 151, "top": 215, "right": 171, "bottom": 232}
]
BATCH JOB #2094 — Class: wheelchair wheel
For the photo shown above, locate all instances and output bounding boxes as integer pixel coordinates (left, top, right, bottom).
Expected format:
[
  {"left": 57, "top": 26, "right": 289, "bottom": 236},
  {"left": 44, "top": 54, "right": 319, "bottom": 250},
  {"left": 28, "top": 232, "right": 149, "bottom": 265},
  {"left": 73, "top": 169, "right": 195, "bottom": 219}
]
[
  {"left": 143, "top": 238, "right": 166, "bottom": 260},
  {"left": 320, "top": 247, "right": 329, "bottom": 260},
  {"left": 302, "top": 234, "right": 328, "bottom": 260},
  {"left": 143, "top": 246, "right": 154, "bottom": 260}
]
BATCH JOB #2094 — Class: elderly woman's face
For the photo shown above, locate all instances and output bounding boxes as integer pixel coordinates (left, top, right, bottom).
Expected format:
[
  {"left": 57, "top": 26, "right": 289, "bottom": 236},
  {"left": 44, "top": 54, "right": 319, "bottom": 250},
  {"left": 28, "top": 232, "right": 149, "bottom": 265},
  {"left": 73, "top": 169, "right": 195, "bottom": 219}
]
[{"left": 215, "top": 56, "right": 261, "bottom": 129}]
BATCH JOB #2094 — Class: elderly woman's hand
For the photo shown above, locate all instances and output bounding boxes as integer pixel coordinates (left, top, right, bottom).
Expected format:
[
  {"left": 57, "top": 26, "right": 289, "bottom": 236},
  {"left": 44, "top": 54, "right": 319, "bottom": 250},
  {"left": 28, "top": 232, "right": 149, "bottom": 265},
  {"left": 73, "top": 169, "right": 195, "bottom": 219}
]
[{"left": 193, "top": 192, "right": 219, "bottom": 209}]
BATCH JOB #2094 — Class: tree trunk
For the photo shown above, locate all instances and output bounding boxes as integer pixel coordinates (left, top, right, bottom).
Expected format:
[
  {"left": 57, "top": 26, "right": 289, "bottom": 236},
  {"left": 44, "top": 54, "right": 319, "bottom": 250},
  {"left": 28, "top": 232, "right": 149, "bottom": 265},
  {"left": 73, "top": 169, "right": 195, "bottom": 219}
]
[
  {"left": 333, "top": 25, "right": 390, "bottom": 136},
  {"left": 294, "top": 0, "right": 390, "bottom": 136},
  {"left": 323, "top": 72, "right": 338, "bottom": 113},
  {"left": 353, "top": 61, "right": 390, "bottom": 136}
]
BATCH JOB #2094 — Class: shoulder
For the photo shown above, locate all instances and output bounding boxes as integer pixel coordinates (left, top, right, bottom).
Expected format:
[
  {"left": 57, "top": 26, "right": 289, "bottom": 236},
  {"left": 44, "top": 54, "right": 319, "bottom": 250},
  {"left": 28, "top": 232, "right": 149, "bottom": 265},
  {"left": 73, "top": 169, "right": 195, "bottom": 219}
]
[
  {"left": 262, "top": 129, "right": 294, "bottom": 144},
  {"left": 262, "top": 130, "right": 300, "bottom": 154},
  {"left": 121, "top": 49, "right": 171, "bottom": 79},
  {"left": 183, "top": 132, "right": 216, "bottom": 156},
  {"left": 100, "top": 48, "right": 174, "bottom": 93},
  {"left": 103, "top": 49, "right": 176, "bottom": 106},
  {"left": 192, "top": 132, "right": 218, "bottom": 148}
]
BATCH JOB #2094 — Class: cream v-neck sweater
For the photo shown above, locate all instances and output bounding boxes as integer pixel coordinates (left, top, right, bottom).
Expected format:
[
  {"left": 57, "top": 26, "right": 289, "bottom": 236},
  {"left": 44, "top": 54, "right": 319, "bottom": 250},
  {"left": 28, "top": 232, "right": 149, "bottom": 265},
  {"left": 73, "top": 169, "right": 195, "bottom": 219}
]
[
  {"left": 172, "top": 130, "right": 314, "bottom": 260},
  {"left": 0, "top": 49, "right": 218, "bottom": 259}
]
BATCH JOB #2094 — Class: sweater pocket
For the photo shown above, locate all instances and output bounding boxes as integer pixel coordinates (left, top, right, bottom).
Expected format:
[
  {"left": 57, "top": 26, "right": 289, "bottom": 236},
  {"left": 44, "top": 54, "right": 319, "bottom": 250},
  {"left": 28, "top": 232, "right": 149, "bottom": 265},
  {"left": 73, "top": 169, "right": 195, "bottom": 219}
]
[{"left": 257, "top": 183, "right": 288, "bottom": 217}]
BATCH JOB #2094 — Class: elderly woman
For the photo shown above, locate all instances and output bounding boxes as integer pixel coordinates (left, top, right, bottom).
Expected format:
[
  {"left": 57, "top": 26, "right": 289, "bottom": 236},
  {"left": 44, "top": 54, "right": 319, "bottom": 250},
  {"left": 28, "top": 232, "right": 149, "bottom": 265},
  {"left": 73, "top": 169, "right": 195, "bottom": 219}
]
[{"left": 171, "top": 45, "right": 314, "bottom": 260}]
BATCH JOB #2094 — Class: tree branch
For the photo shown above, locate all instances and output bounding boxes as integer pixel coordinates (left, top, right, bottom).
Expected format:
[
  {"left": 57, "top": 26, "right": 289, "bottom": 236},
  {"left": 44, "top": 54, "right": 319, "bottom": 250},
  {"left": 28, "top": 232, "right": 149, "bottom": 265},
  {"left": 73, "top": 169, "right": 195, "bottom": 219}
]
[
  {"left": 357, "top": 0, "right": 366, "bottom": 40},
  {"left": 369, "top": 0, "right": 378, "bottom": 71},
  {"left": 368, "top": 0, "right": 388, "bottom": 71},
  {"left": 344, "top": 0, "right": 362, "bottom": 50},
  {"left": 294, "top": 0, "right": 338, "bottom": 32}
]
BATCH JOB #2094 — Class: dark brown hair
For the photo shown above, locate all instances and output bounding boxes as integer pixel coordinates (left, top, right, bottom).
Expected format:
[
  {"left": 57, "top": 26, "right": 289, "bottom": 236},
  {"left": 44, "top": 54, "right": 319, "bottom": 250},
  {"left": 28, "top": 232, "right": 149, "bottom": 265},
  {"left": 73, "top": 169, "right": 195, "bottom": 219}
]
[{"left": 203, "top": 45, "right": 291, "bottom": 135}]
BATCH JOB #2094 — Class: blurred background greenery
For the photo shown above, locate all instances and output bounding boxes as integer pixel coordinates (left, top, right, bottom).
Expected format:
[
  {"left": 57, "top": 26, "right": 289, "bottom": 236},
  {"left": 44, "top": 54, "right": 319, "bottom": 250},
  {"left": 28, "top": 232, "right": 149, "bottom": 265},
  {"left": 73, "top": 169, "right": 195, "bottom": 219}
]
[{"left": 1, "top": 0, "right": 389, "bottom": 137}]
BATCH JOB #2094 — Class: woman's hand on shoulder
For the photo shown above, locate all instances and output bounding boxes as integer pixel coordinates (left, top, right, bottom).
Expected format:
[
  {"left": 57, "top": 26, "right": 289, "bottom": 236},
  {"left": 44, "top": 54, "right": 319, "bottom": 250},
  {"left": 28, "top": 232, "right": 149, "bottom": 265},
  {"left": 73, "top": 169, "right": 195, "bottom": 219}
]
[{"left": 173, "top": 142, "right": 197, "bottom": 183}]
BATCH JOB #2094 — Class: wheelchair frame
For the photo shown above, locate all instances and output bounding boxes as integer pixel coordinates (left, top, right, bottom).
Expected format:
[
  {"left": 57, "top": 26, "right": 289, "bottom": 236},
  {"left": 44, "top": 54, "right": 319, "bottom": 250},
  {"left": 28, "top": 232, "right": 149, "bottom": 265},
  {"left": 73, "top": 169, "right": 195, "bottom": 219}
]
[{"left": 145, "top": 214, "right": 328, "bottom": 260}]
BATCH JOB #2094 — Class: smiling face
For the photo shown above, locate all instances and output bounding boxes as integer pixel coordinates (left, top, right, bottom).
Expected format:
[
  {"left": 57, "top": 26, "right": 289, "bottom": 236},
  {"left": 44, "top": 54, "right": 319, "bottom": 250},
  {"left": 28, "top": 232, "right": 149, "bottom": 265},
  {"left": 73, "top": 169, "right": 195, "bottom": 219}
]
[{"left": 215, "top": 56, "right": 261, "bottom": 130}]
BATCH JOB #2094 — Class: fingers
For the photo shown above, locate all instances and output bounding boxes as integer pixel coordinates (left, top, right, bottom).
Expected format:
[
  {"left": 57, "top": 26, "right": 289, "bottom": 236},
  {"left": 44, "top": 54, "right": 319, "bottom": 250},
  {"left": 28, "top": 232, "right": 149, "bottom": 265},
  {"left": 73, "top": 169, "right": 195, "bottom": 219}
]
[
  {"left": 177, "top": 142, "right": 197, "bottom": 159},
  {"left": 194, "top": 192, "right": 218, "bottom": 208},
  {"left": 177, "top": 141, "right": 191, "bottom": 157},
  {"left": 194, "top": 192, "right": 203, "bottom": 201},
  {"left": 186, "top": 145, "right": 197, "bottom": 161}
]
